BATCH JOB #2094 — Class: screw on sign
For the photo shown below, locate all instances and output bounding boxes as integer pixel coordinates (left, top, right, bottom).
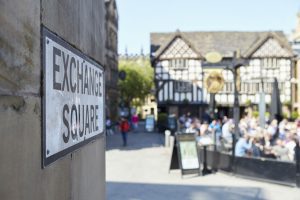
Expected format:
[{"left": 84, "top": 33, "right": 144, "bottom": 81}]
[{"left": 204, "top": 71, "right": 224, "bottom": 94}]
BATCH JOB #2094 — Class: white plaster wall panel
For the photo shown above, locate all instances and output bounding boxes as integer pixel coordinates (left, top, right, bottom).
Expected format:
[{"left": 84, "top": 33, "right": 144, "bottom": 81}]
[
  {"left": 162, "top": 60, "right": 168, "bottom": 67},
  {"left": 241, "top": 94, "right": 247, "bottom": 103},
  {"left": 189, "top": 73, "right": 195, "bottom": 80},
  {"left": 164, "top": 83, "right": 168, "bottom": 100},
  {"left": 222, "top": 94, "right": 227, "bottom": 103},
  {"left": 159, "top": 82, "right": 163, "bottom": 101},
  {"left": 266, "top": 94, "right": 271, "bottom": 103},
  {"left": 175, "top": 92, "right": 179, "bottom": 101},
  {"left": 156, "top": 67, "right": 162, "bottom": 74},
  {"left": 180, "top": 93, "right": 185, "bottom": 101},
  {"left": 186, "top": 93, "right": 192, "bottom": 101},
  {"left": 169, "top": 82, "right": 173, "bottom": 100},
  {"left": 280, "top": 95, "right": 286, "bottom": 102},
  {"left": 193, "top": 85, "right": 197, "bottom": 101},
  {"left": 255, "top": 94, "right": 260, "bottom": 102},
  {"left": 163, "top": 73, "right": 169, "bottom": 79},
  {"left": 215, "top": 94, "right": 220, "bottom": 102},
  {"left": 228, "top": 94, "right": 234, "bottom": 103}
]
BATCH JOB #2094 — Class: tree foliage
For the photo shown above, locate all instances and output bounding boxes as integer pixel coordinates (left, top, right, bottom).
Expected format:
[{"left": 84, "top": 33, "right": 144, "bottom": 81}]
[{"left": 118, "top": 58, "right": 154, "bottom": 107}]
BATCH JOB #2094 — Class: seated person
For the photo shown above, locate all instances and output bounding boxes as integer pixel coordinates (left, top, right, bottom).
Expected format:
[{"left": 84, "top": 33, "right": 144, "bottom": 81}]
[
  {"left": 272, "top": 139, "right": 290, "bottom": 161},
  {"left": 235, "top": 134, "right": 253, "bottom": 157}
]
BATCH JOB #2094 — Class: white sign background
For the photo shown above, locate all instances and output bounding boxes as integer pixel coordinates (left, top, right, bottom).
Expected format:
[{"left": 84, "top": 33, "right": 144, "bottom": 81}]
[
  {"left": 43, "top": 28, "right": 104, "bottom": 166},
  {"left": 179, "top": 141, "right": 200, "bottom": 170}
]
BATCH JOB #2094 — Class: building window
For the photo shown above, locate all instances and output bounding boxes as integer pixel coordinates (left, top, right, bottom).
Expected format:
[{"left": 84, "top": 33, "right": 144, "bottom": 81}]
[
  {"left": 151, "top": 108, "right": 155, "bottom": 115},
  {"left": 262, "top": 58, "right": 278, "bottom": 69},
  {"left": 174, "top": 81, "right": 192, "bottom": 92},
  {"left": 223, "top": 82, "right": 233, "bottom": 93},
  {"left": 241, "top": 82, "right": 247, "bottom": 93},
  {"left": 169, "top": 59, "right": 188, "bottom": 70},
  {"left": 247, "top": 82, "right": 260, "bottom": 94},
  {"left": 263, "top": 82, "right": 272, "bottom": 93}
]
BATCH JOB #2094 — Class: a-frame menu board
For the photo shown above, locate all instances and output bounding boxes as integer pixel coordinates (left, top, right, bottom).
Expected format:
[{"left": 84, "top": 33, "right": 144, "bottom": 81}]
[{"left": 169, "top": 133, "right": 201, "bottom": 177}]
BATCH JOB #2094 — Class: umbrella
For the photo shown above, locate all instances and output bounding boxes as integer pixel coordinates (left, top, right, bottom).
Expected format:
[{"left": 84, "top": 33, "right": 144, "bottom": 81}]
[{"left": 269, "top": 78, "right": 282, "bottom": 121}]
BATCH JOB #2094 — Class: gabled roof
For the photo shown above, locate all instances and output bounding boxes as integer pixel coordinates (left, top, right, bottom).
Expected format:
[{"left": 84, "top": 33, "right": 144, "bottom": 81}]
[
  {"left": 154, "top": 30, "right": 202, "bottom": 59},
  {"left": 150, "top": 30, "right": 293, "bottom": 59},
  {"left": 244, "top": 32, "right": 294, "bottom": 57}
]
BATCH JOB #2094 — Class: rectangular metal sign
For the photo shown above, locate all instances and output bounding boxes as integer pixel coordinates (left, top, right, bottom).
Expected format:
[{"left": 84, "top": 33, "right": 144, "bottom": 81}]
[
  {"left": 42, "top": 27, "right": 104, "bottom": 166},
  {"left": 179, "top": 141, "right": 200, "bottom": 170},
  {"left": 175, "top": 133, "right": 201, "bottom": 176}
]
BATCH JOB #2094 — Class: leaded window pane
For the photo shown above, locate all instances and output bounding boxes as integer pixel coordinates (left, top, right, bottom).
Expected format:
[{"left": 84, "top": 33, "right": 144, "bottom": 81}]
[
  {"left": 174, "top": 81, "right": 192, "bottom": 92},
  {"left": 169, "top": 59, "right": 188, "bottom": 70}
]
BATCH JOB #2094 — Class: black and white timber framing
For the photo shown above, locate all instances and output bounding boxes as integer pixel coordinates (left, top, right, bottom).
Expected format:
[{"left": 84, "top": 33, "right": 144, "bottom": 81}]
[{"left": 150, "top": 30, "right": 294, "bottom": 117}]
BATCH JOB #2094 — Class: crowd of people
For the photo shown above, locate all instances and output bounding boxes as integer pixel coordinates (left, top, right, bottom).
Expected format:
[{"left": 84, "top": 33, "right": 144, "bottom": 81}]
[{"left": 178, "top": 112, "right": 300, "bottom": 162}]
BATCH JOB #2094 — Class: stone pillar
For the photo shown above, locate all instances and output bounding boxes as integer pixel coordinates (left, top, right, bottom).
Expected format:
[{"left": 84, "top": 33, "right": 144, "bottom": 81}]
[{"left": 0, "top": 1, "right": 107, "bottom": 199}]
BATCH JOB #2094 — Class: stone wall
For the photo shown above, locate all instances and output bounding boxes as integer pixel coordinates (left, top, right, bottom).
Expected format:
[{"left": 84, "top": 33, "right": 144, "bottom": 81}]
[
  {"left": 0, "top": 0, "right": 106, "bottom": 199},
  {"left": 105, "top": 0, "right": 119, "bottom": 121}
]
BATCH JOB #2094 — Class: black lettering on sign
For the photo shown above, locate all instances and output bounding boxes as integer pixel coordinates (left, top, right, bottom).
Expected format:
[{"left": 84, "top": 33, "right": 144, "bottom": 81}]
[
  {"left": 89, "top": 68, "right": 95, "bottom": 96},
  {"left": 90, "top": 105, "right": 95, "bottom": 132},
  {"left": 95, "top": 105, "right": 99, "bottom": 131},
  {"left": 62, "top": 104, "right": 70, "bottom": 143},
  {"left": 52, "top": 48, "right": 102, "bottom": 97},
  {"left": 70, "top": 57, "right": 77, "bottom": 93},
  {"left": 95, "top": 71, "right": 99, "bottom": 96},
  {"left": 78, "top": 105, "right": 85, "bottom": 137},
  {"left": 53, "top": 47, "right": 61, "bottom": 90},
  {"left": 71, "top": 104, "right": 78, "bottom": 140},
  {"left": 62, "top": 52, "right": 70, "bottom": 92},
  {"left": 78, "top": 60, "right": 84, "bottom": 94},
  {"left": 85, "top": 105, "right": 90, "bottom": 134},
  {"left": 61, "top": 104, "right": 101, "bottom": 143},
  {"left": 84, "top": 64, "right": 89, "bottom": 95}
]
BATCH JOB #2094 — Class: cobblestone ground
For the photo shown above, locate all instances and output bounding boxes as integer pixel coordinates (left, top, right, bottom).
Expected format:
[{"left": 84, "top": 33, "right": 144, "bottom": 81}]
[{"left": 106, "top": 123, "right": 300, "bottom": 200}]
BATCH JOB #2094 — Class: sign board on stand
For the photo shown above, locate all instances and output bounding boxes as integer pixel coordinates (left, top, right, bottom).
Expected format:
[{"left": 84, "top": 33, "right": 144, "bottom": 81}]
[
  {"left": 169, "top": 133, "right": 201, "bottom": 176},
  {"left": 42, "top": 27, "right": 105, "bottom": 167},
  {"left": 145, "top": 115, "right": 155, "bottom": 132}
]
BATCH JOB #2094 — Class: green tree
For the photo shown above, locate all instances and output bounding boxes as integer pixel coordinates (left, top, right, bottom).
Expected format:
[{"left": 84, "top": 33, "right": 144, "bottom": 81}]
[{"left": 118, "top": 58, "right": 154, "bottom": 112}]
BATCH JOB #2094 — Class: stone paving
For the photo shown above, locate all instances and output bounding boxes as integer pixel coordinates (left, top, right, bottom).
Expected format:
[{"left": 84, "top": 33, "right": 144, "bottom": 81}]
[{"left": 106, "top": 123, "right": 300, "bottom": 200}]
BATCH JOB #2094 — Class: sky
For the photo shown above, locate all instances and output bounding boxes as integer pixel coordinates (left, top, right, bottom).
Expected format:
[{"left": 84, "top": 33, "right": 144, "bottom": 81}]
[{"left": 117, "top": 0, "right": 300, "bottom": 55}]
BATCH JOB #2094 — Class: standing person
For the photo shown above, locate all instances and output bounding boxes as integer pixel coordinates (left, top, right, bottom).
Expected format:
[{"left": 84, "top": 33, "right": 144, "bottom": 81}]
[
  {"left": 222, "top": 119, "right": 234, "bottom": 144},
  {"left": 202, "top": 109, "right": 212, "bottom": 124},
  {"left": 119, "top": 117, "right": 130, "bottom": 146},
  {"left": 131, "top": 113, "right": 139, "bottom": 132},
  {"left": 179, "top": 114, "right": 186, "bottom": 130},
  {"left": 184, "top": 112, "right": 192, "bottom": 130},
  {"left": 267, "top": 119, "right": 278, "bottom": 144}
]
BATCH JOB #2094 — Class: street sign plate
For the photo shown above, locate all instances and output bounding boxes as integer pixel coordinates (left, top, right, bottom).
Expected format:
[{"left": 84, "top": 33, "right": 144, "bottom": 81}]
[{"left": 42, "top": 27, "right": 105, "bottom": 167}]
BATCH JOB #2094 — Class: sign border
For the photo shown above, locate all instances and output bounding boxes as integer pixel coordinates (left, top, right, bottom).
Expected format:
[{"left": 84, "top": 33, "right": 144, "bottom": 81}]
[{"left": 42, "top": 26, "right": 105, "bottom": 167}]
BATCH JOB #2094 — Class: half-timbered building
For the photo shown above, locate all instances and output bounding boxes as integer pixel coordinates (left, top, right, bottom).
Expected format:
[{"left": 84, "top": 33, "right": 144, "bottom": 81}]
[{"left": 150, "top": 30, "right": 294, "bottom": 118}]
